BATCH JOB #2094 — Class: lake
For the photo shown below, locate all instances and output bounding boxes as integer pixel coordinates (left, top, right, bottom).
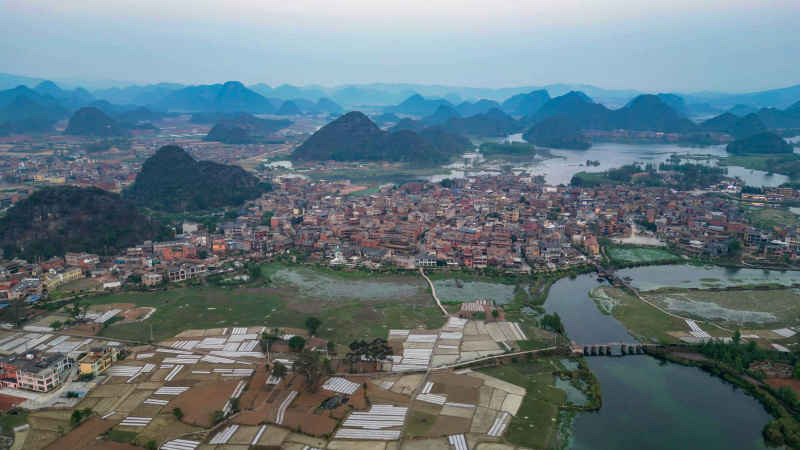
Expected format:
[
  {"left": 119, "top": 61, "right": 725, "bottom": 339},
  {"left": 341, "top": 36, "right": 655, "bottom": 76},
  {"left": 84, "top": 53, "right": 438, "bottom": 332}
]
[{"left": 430, "top": 140, "right": 791, "bottom": 187}]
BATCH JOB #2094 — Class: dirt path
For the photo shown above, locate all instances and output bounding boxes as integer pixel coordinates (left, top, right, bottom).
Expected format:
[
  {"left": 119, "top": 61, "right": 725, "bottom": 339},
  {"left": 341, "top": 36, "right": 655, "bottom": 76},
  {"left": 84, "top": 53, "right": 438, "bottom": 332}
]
[{"left": 419, "top": 268, "right": 449, "bottom": 317}]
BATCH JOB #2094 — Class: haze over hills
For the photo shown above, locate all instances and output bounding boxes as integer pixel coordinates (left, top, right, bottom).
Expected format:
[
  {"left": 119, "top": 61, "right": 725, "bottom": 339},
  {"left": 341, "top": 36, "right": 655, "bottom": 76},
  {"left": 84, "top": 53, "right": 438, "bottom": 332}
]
[
  {"left": 204, "top": 113, "right": 291, "bottom": 144},
  {"left": 3, "top": 72, "right": 800, "bottom": 112},
  {"left": 292, "top": 111, "right": 472, "bottom": 165},
  {"left": 502, "top": 90, "right": 551, "bottom": 117},
  {"left": 701, "top": 113, "right": 767, "bottom": 139},
  {"left": 155, "top": 81, "right": 276, "bottom": 113},
  {"left": 124, "top": 145, "right": 271, "bottom": 212},
  {"left": 64, "top": 107, "right": 128, "bottom": 137},
  {"left": 523, "top": 116, "right": 591, "bottom": 150}
]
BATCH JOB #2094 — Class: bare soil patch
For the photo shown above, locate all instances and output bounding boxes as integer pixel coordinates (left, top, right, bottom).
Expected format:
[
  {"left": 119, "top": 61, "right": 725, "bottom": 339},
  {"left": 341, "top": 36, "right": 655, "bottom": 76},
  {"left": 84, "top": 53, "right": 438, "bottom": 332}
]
[
  {"left": 0, "top": 393, "right": 26, "bottom": 411},
  {"left": 44, "top": 417, "right": 113, "bottom": 450},
  {"left": 428, "top": 415, "right": 471, "bottom": 437},
  {"left": 169, "top": 380, "right": 239, "bottom": 427},
  {"left": 765, "top": 378, "right": 800, "bottom": 395}
]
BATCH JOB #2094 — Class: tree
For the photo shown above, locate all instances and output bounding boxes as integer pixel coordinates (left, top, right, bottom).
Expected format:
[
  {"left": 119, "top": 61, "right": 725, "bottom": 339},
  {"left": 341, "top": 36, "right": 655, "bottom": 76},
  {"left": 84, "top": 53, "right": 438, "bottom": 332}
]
[
  {"left": 294, "top": 351, "right": 325, "bottom": 392},
  {"left": 172, "top": 407, "right": 184, "bottom": 420},
  {"left": 541, "top": 312, "right": 565, "bottom": 334},
  {"left": 346, "top": 338, "right": 392, "bottom": 372},
  {"left": 146, "top": 441, "right": 158, "bottom": 450},
  {"left": 728, "top": 239, "right": 743, "bottom": 258},
  {"left": 211, "top": 410, "right": 225, "bottom": 424},
  {"left": 260, "top": 332, "right": 280, "bottom": 353},
  {"left": 326, "top": 341, "right": 336, "bottom": 354},
  {"left": 288, "top": 335, "right": 306, "bottom": 352},
  {"left": 247, "top": 262, "right": 262, "bottom": 280},
  {"left": 271, "top": 361, "right": 288, "bottom": 379},
  {"left": 733, "top": 328, "right": 741, "bottom": 346},
  {"left": 305, "top": 317, "right": 322, "bottom": 336},
  {"left": 261, "top": 210, "right": 274, "bottom": 226},
  {"left": 491, "top": 309, "right": 500, "bottom": 319},
  {"left": 67, "top": 299, "right": 89, "bottom": 323},
  {"left": 127, "top": 274, "right": 142, "bottom": 284}
]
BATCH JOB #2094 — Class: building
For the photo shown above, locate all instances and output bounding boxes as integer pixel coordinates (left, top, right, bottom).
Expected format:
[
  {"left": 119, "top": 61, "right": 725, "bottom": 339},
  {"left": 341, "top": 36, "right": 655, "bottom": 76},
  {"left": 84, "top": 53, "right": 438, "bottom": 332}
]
[
  {"left": 166, "top": 264, "right": 207, "bottom": 282},
  {"left": 78, "top": 346, "right": 120, "bottom": 376},
  {"left": 0, "top": 352, "right": 72, "bottom": 392},
  {"left": 42, "top": 267, "right": 84, "bottom": 290},
  {"left": 142, "top": 273, "right": 163, "bottom": 286}
]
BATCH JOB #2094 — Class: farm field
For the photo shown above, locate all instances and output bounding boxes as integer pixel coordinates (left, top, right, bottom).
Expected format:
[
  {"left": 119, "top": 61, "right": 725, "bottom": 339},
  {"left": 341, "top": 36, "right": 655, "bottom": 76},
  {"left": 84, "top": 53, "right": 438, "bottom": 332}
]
[
  {"left": 589, "top": 286, "right": 696, "bottom": 344},
  {"left": 744, "top": 206, "right": 800, "bottom": 230},
  {"left": 86, "top": 263, "right": 445, "bottom": 344},
  {"left": 641, "top": 286, "right": 800, "bottom": 327},
  {"left": 478, "top": 359, "right": 568, "bottom": 450}
]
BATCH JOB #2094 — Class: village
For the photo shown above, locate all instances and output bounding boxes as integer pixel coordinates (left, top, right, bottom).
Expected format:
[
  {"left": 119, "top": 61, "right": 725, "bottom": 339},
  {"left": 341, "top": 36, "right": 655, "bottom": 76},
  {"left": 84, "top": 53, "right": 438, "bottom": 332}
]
[{"left": 3, "top": 166, "right": 800, "bottom": 306}]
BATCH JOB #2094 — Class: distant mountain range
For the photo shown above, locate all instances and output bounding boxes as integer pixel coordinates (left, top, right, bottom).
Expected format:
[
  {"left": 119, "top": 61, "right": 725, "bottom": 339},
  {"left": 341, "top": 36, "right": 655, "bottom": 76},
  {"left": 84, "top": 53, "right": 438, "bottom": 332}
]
[
  {"left": 3, "top": 73, "right": 800, "bottom": 111},
  {"left": 124, "top": 145, "right": 271, "bottom": 211},
  {"left": 292, "top": 111, "right": 472, "bottom": 165},
  {"left": 1, "top": 73, "right": 799, "bottom": 145},
  {"left": 388, "top": 106, "right": 522, "bottom": 138}
]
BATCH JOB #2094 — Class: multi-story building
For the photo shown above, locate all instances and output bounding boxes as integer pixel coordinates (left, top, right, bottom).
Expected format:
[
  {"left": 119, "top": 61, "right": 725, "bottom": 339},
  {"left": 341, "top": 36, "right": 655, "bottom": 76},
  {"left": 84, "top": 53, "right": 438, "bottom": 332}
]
[
  {"left": 0, "top": 352, "right": 72, "bottom": 392},
  {"left": 78, "top": 346, "right": 120, "bottom": 376}
]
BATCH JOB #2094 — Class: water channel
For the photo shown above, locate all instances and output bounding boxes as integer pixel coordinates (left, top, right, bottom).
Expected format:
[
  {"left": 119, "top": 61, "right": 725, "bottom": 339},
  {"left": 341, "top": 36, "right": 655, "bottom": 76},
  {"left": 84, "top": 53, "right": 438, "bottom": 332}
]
[{"left": 542, "top": 269, "right": 774, "bottom": 449}]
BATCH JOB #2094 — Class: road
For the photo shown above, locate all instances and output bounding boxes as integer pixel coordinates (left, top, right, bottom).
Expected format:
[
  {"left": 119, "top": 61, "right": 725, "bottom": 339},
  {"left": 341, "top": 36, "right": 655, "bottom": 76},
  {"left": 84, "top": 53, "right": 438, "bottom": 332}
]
[{"left": 418, "top": 268, "right": 449, "bottom": 316}]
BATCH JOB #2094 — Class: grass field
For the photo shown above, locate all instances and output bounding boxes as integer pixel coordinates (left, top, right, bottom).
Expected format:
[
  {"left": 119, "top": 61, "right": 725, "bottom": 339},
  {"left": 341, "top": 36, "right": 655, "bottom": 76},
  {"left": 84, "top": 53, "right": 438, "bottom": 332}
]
[
  {"left": 479, "top": 359, "right": 566, "bottom": 449},
  {"left": 606, "top": 246, "right": 679, "bottom": 264},
  {"left": 86, "top": 263, "right": 445, "bottom": 345},
  {"left": 589, "top": 286, "right": 688, "bottom": 343},
  {"left": 642, "top": 286, "right": 800, "bottom": 327},
  {"left": 745, "top": 206, "right": 800, "bottom": 231},
  {"left": 0, "top": 410, "right": 27, "bottom": 436}
]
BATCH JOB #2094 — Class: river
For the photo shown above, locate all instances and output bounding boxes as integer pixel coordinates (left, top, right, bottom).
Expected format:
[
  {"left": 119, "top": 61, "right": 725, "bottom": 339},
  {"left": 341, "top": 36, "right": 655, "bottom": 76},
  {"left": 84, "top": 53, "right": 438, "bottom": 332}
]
[{"left": 542, "top": 270, "right": 773, "bottom": 449}]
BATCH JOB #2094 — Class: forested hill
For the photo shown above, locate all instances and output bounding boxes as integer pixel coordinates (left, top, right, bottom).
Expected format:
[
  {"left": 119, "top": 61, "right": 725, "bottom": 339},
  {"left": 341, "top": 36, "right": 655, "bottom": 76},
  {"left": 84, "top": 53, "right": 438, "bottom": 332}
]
[
  {"left": 0, "top": 186, "right": 166, "bottom": 260},
  {"left": 291, "top": 111, "right": 471, "bottom": 165},
  {"left": 124, "top": 145, "right": 271, "bottom": 211}
]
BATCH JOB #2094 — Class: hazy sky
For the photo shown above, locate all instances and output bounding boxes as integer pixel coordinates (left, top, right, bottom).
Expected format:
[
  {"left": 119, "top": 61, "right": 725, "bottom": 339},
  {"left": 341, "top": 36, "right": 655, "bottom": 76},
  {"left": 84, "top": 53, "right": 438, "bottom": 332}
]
[{"left": 2, "top": 0, "right": 799, "bottom": 92}]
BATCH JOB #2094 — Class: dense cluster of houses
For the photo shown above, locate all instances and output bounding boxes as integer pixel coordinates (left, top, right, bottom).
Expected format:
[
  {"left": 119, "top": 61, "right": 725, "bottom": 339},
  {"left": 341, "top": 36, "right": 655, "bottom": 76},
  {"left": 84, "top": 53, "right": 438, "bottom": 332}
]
[{"left": 2, "top": 174, "right": 799, "bottom": 307}]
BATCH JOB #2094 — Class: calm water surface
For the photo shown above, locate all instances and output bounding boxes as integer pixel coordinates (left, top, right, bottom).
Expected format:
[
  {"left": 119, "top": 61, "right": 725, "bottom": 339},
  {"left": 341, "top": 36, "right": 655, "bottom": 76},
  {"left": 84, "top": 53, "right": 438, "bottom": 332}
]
[{"left": 431, "top": 140, "right": 792, "bottom": 186}]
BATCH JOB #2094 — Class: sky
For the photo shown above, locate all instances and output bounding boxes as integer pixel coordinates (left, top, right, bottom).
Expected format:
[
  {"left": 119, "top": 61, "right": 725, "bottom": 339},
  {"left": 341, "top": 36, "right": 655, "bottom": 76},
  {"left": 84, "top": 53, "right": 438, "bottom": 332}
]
[{"left": 2, "top": 0, "right": 799, "bottom": 93}]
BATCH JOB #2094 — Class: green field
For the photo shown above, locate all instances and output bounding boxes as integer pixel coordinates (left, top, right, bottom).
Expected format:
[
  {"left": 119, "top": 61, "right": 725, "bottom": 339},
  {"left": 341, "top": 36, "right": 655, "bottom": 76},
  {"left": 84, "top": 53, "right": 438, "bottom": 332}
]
[
  {"left": 85, "top": 263, "right": 445, "bottom": 345},
  {"left": 642, "top": 286, "right": 800, "bottom": 327},
  {"left": 744, "top": 206, "right": 800, "bottom": 230},
  {"left": 606, "top": 246, "right": 679, "bottom": 264},
  {"left": 720, "top": 153, "right": 800, "bottom": 178},
  {"left": 570, "top": 171, "right": 621, "bottom": 186},
  {"left": 479, "top": 359, "right": 566, "bottom": 449},
  {"left": 589, "top": 286, "right": 689, "bottom": 343}
]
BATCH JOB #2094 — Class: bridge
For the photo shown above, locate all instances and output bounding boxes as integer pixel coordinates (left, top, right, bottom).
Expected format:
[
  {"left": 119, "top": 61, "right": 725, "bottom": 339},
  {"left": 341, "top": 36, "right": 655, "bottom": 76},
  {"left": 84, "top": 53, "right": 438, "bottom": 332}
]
[{"left": 571, "top": 342, "right": 660, "bottom": 356}]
